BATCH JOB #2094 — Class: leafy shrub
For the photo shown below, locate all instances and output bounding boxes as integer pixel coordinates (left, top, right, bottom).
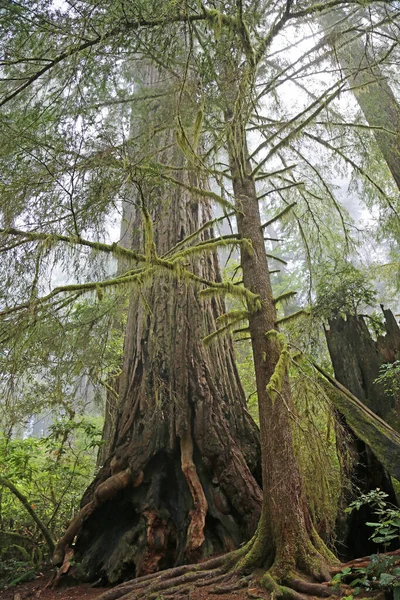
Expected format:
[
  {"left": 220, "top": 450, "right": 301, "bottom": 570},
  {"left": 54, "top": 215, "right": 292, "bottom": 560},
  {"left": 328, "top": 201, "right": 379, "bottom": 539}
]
[{"left": 0, "top": 415, "right": 102, "bottom": 586}]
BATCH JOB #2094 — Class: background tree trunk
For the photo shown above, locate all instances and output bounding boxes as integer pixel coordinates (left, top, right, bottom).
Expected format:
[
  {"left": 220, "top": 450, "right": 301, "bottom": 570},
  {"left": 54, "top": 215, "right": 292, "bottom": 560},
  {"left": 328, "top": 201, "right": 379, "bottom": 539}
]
[
  {"left": 325, "top": 308, "right": 400, "bottom": 558},
  {"left": 320, "top": 8, "right": 400, "bottom": 192},
  {"left": 70, "top": 65, "right": 262, "bottom": 584}
]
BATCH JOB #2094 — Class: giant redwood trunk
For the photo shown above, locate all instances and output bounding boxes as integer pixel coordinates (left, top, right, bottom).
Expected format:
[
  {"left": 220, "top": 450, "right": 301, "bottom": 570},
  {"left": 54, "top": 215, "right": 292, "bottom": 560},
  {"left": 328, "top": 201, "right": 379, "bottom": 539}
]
[
  {"left": 326, "top": 309, "right": 400, "bottom": 558},
  {"left": 56, "top": 67, "right": 262, "bottom": 584}
]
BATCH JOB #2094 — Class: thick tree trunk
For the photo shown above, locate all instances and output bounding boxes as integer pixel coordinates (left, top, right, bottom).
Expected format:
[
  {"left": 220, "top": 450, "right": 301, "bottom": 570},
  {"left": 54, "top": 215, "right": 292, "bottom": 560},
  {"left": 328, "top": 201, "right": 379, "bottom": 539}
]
[
  {"left": 59, "top": 67, "right": 262, "bottom": 584},
  {"left": 325, "top": 309, "right": 400, "bottom": 558},
  {"left": 320, "top": 8, "right": 400, "bottom": 192}
]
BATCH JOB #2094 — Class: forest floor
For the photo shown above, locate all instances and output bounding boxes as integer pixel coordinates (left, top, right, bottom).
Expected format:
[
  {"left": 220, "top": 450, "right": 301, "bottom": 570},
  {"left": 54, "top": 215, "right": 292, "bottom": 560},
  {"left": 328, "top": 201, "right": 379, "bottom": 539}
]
[{"left": 0, "top": 570, "right": 272, "bottom": 600}]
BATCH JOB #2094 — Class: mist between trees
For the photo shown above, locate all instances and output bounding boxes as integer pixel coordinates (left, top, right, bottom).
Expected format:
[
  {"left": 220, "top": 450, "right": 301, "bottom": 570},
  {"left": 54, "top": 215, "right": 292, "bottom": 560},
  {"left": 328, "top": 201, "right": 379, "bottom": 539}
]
[{"left": 1, "top": 1, "right": 400, "bottom": 598}]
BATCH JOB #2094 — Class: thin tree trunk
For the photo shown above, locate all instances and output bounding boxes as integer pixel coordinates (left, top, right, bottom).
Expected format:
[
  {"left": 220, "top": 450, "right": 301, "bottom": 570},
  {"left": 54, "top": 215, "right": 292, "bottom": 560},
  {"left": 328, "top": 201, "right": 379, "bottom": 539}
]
[{"left": 223, "top": 99, "right": 334, "bottom": 583}]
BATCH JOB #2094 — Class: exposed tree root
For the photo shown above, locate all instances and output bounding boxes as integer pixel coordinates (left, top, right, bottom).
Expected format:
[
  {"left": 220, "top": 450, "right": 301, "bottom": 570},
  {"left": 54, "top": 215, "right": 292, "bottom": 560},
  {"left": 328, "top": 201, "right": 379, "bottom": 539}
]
[
  {"left": 286, "top": 578, "right": 339, "bottom": 597},
  {"left": 98, "top": 554, "right": 233, "bottom": 600},
  {"left": 247, "top": 589, "right": 269, "bottom": 600},
  {"left": 210, "top": 574, "right": 252, "bottom": 594},
  {"left": 97, "top": 539, "right": 341, "bottom": 600},
  {"left": 53, "top": 467, "right": 135, "bottom": 566}
]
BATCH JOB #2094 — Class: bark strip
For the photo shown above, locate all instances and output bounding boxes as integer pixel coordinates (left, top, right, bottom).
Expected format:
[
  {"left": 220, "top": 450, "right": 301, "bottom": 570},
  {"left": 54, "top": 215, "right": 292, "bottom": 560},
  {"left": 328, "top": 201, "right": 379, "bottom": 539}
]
[{"left": 180, "top": 429, "right": 208, "bottom": 552}]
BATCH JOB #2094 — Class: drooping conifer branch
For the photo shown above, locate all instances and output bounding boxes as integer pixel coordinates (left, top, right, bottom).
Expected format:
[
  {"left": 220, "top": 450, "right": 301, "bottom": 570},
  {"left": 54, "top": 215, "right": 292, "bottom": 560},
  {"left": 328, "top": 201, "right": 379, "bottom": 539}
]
[
  {"left": 170, "top": 235, "right": 249, "bottom": 263},
  {"left": 157, "top": 172, "right": 237, "bottom": 211},
  {"left": 251, "top": 79, "right": 346, "bottom": 177},
  {"left": 0, "top": 228, "right": 145, "bottom": 263},
  {"left": 260, "top": 202, "right": 297, "bottom": 229},
  {"left": 273, "top": 291, "right": 297, "bottom": 306},
  {"left": 266, "top": 254, "right": 288, "bottom": 266},
  {"left": 199, "top": 282, "right": 262, "bottom": 313},
  {"left": 0, "top": 11, "right": 213, "bottom": 108},
  {"left": 304, "top": 131, "right": 400, "bottom": 218}
]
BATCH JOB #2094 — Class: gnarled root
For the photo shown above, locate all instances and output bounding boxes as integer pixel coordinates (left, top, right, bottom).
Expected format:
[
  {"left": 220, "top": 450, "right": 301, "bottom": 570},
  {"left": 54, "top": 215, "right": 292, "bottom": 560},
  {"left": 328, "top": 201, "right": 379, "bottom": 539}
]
[
  {"left": 98, "top": 554, "right": 236, "bottom": 600},
  {"left": 53, "top": 467, "right": 135, "bottom": 567},
  {"left": 97, "top": 531, "right": 340, "bottom": 600}
]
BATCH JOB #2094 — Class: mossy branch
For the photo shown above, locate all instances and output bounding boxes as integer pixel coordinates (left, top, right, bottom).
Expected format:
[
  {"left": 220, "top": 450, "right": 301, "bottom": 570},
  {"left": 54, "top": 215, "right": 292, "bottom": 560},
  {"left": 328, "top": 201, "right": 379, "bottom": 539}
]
[
  {"left": 203, "top": 307, "right": 250, "bottom": 346},
  {"left": 216, "top": 309, "right": 250, "bottom": 327},
  {"left": 0, "top": 267, "right": 157, "bottom": 318},
  {"left": 175, "top": 119, "right": 202, "bottom": 167},
  {"left": 276, "top": 309, "right": 309, "bottom": 325},
  {"left": 199, "top": 282, "right": 262, "bottom": 312},
  {"left": 265, "top": 329, "right": 287, "bottom": 346},
  {"left": 0, "top": 228, "right": 145, "bottom": 262},
  {"left": 163, "top": 212, "right": 235, "bottom": 258},
  {"left": 170, "top": 235, "right": 250, "bottom": 263},
  {"left": 266, "top": 342, "right": 290, "bottom": 406},
  {"left": 141, "top": 206, "right": 157, "bottom": 262},
  {"left": 273, "top": 291, "right": 297, "bottom": 305}
]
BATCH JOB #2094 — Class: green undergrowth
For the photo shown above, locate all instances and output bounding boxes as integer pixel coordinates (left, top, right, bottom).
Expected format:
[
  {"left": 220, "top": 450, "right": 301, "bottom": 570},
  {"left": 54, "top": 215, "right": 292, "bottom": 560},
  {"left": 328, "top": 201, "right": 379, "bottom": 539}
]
[{"left": 333, "top": 490, "right": 400, "bottom": 600}]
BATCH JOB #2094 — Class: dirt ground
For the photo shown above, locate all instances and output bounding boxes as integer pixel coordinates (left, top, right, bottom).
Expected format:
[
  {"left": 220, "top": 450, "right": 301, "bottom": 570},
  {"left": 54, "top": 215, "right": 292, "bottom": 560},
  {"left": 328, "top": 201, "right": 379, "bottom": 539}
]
[{"left": 0, "top": 571, "right": 271, "bottom": 600}]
